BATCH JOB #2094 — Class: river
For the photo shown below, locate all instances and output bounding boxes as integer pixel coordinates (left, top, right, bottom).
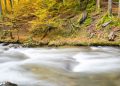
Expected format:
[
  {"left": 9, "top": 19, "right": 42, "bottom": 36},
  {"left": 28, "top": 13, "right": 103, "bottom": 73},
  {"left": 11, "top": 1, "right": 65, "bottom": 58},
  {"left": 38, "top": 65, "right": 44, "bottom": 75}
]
[{"left": 0, "top": 44, "right": 120, "bottom": 86}]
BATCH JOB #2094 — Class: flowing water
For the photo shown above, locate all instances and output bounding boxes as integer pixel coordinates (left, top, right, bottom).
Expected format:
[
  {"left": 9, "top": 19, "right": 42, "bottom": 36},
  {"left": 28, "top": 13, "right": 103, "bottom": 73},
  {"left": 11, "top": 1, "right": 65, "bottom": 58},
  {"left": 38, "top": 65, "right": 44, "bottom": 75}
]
[{"left": 0, "top": 44, "right": 120, "bottom": 86}]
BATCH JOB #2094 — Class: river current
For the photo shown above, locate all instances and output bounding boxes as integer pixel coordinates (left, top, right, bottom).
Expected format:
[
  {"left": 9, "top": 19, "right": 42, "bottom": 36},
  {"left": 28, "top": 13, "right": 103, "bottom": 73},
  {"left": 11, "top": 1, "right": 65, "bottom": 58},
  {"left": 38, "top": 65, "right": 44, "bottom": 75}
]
[{"left": 0, "top": 44, "right": 120, "bottom": 86}]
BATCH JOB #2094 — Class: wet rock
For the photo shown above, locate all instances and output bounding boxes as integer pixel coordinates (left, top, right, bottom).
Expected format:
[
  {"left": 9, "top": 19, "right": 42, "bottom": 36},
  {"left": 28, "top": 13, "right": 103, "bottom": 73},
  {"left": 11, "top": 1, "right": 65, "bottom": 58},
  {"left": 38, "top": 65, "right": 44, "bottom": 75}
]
[
  {"left": 8, "top": 44, "right": 21, "bottom": 48},
  {"left": 0, "top": 82, "right": 17, "bottom": 86},
  {"left": 2, "top": 43, "right": 10, "bottom": 46}
]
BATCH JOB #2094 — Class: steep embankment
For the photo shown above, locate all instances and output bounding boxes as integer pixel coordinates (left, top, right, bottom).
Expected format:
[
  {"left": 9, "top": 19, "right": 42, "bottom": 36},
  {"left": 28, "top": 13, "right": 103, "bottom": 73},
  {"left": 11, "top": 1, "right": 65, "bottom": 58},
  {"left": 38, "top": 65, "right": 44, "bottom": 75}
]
[{"left": 0, "top": 0, "right": 120, "bottom": 47}]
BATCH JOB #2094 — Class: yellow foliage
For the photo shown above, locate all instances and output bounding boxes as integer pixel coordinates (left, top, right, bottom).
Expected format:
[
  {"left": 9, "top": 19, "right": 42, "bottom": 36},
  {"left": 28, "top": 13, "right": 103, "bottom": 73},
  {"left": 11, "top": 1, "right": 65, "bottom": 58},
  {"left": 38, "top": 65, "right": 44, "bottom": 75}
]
[{"left": 0, "top": 0, "right": 30, "bottom": 15}]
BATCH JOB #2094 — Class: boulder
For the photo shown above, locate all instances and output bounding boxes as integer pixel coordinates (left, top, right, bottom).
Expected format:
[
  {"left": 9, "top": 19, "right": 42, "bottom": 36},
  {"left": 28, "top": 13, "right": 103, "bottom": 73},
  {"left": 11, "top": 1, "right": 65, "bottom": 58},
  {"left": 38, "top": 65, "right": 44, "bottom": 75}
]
[
  {"left": 0, "top": 82, "right": 17, "bottom": 86},
  {"left": 8, "top": 44, "right": 21, "bottom": 48}
]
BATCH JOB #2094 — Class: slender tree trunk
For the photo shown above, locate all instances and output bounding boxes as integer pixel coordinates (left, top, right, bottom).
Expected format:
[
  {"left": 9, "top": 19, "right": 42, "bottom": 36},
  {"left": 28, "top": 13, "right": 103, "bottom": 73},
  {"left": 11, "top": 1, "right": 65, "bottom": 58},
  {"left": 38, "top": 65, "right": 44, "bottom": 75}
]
[
  {"left": 108, "top": 0, "right": 112, "bottom": 16},
  {"left": 118, "top": 0, "right": 120, "bottom": 18},
  {"left": 9, "top": 0, "right": 13, "bottom": 8},
  {"left": 6, "top": 0, "right": 12, "bottom": 12},
  {"left": 1, "top": 0, "right": 5, "bottom": 15},
  {"left": 96, "top": 0, "right": 101, "bottom": 13},
  {"left": 17, "top": 29, "right": 19, "bottom": 42},
  {"left": 4, "top": 0, "right": 8, "bottom": 13},
  {"left": 0, "top": 0, "right": 2, "bottom": 16}
]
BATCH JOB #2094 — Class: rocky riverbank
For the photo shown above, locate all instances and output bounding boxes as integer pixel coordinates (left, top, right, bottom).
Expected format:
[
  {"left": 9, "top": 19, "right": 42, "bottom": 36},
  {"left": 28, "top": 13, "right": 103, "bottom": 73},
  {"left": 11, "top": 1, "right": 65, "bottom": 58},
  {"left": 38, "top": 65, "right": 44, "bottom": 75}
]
[
  {"left": 0, "top": 38, "right": 120, "bottom": 48},
  {"left": 0, "top": 82, "right": 17, "bottom": 86}
]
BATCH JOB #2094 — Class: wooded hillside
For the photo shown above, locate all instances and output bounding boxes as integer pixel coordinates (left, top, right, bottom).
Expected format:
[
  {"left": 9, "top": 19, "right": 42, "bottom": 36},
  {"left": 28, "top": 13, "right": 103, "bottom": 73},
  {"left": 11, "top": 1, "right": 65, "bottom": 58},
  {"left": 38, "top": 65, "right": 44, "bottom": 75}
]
[{"left": 0, "top": 0, "right": 119, "bottom": 47}]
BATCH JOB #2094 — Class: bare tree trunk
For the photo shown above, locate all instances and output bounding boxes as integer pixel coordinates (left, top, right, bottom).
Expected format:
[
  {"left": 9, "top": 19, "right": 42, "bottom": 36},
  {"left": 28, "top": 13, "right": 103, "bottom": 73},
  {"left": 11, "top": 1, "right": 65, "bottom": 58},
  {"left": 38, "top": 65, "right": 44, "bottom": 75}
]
[
  {"left": 17, "top": 29, "right": 19, "bottom": 42},
  {"left": 118, "top": 0, "right": 120, "bottom": 18},
  {"left": 108, "top": 0, "right": 112, "bottom": 16},
  {"left": 10, "top": 31, "right": 14, "bottom": 39},
  {"left": 96, "top": 0, "right": 101, "bottom": 13}
]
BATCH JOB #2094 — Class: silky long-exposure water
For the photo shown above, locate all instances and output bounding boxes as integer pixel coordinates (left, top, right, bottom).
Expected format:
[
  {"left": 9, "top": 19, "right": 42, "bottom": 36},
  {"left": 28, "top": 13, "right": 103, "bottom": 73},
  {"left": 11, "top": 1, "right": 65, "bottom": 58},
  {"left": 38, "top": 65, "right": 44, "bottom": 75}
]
[{"left": 0, "top": 44, "right": 120, "bottom": 86}]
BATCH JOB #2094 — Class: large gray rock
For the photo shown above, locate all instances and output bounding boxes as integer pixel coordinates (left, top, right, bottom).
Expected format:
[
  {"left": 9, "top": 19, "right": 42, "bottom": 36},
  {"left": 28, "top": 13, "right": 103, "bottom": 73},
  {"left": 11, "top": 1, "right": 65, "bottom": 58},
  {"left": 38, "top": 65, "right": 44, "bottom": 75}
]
[{"left": 0, "top": 82, "right": 17, "bottom": 86}]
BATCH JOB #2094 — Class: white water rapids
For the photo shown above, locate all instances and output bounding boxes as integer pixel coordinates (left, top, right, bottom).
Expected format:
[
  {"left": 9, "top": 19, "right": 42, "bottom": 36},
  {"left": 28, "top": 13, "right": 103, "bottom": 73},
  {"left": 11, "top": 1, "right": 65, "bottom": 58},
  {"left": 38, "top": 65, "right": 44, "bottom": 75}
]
[{"left": 0, "top": 44, "right": 120, "bottom": 86}]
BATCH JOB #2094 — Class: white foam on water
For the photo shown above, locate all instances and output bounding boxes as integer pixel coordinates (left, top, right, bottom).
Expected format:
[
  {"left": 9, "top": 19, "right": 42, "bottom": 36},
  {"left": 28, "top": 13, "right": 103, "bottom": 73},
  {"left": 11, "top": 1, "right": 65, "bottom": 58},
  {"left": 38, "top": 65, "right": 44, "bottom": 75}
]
[
  {"left": 0, "top": 47, "right": 78, "bottom": 85},
  {"left": 0, "top": 45, "right": 120, "bottom": 85},
  {"left": 0, "top": 62, "right": 39, "bottom": 85},
  {"left": 73, "top": 47, "right": 120, "bottom": 73}
]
